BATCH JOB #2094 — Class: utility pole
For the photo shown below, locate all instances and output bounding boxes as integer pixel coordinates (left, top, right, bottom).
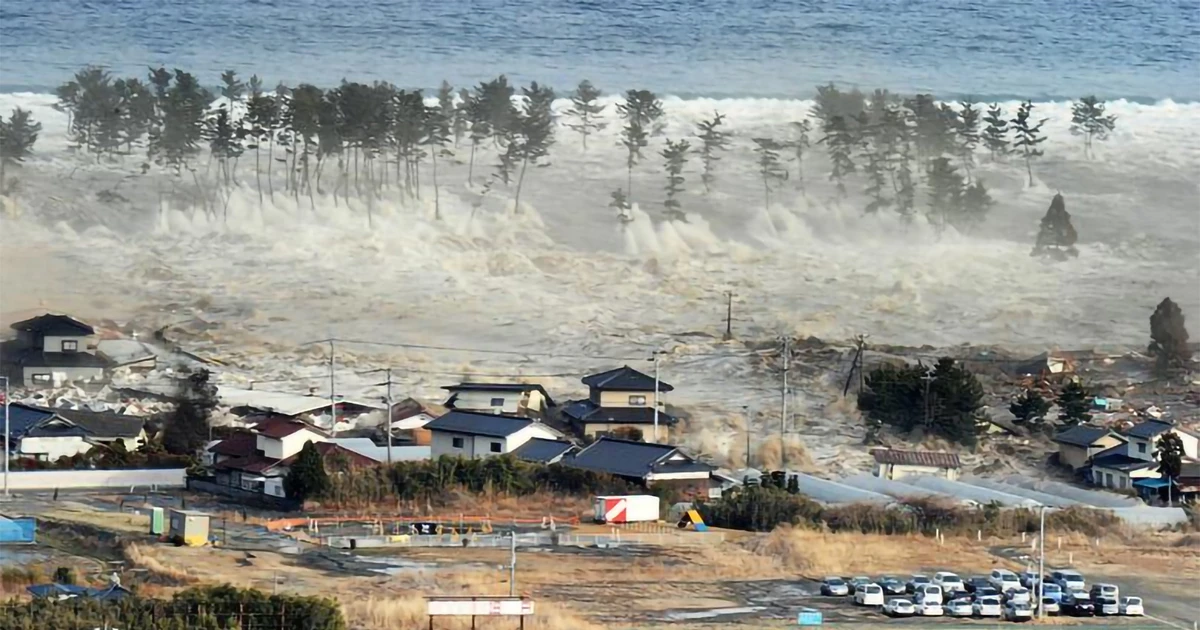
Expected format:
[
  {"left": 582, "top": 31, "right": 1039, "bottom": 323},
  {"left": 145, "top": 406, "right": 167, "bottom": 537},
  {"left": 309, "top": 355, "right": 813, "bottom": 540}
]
[
  {"left": 723, "top": 292, "right": 733, "bottom": 341},
  {"left": 2, "top": 376, "right": 9, "bottom": 499},
  {"left": 328, "top": 340, "right": 337, "bottom": 434},
  {"left": 922, "top": 369, "right": 935, "bottom": 429},
  {"left": 1037, "top": 505, "right": 1046, "bottom": 620},
  {"left": 652, "top": 352, "right": 661, "bottom": 442},
  {"left": 509, "top": 531, "right": 517, "bottom": 597},
  {"left": 781, "top": 336, "right": 789, "bottom": 470},
  {"left": 855, "top": 334, "right": 868, "bottom": 394},
  {"left": 744, "top": 405, "right": 753, "bottom": 470},
  {"left": 385, "top": 368, "right": 394, "bottom": 466}
]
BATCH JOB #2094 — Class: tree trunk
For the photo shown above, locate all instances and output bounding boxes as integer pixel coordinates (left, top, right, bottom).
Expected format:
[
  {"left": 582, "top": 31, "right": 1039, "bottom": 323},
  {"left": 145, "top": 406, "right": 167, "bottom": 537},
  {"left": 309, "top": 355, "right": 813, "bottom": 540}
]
[
  {"left": 1025, "top": 152, "right": 1033, "bottom": 187},
  {"left": 468, "top": 142, "right": 476, "bottom": 187},
  {"left": 266, "top": 135, "right": 276, "bottom": 202},
  {"left": 432, "top": 148, "right": 441, "bottom": 220},
  {"left": 513, "top": 156, "right": 529, "bottom": 213},
  {"left": 255, "top": 144, "right": 263, "bottom": 208},
  {"left": 627, "top": 159, "right": 634, "bottom": 205}
]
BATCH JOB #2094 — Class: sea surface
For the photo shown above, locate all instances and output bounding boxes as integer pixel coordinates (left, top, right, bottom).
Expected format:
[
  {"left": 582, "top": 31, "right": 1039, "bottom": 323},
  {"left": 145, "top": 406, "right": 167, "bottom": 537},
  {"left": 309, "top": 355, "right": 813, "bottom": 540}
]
[{"left": 0, "top": 0, "right": 1197, "bottom": 100}]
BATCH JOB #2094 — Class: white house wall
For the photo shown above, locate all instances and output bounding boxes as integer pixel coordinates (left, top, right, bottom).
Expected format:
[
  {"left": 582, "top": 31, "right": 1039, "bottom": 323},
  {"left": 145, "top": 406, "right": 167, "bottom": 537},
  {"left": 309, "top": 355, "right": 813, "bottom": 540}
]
[
  {"left": 257, "top": 429, "right": 326, "bottom": 460},
  {"left": 449, "top": 390, "right": 534, "bottom": 415},
  {"left": 430, "top": 424, "right": 559, "bottom": 460},
  {"left": 40, "top": 335, "right": 96, "bottom": 354},
  {"left": 881, "top": 463, "right": 959, "bottom": 481},
  {"left": 598, "top": 390, "right": 659, "bottom": 409},
  {"left": 18, "top": 436, "right": 93, "bottom": 461},
  {"left": 23, "top": 366, "right": 106, "bottom": 387}
]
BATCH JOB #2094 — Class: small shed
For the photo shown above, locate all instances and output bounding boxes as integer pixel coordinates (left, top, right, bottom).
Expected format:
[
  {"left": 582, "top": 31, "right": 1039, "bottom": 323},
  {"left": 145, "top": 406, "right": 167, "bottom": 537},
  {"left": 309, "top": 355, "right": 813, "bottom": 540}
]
[
  {"left": 872, "top": 448, "right": 962, "bottom": 481},
  {"left": 168, "top": 509, "right": 210, "bottom": 546}
]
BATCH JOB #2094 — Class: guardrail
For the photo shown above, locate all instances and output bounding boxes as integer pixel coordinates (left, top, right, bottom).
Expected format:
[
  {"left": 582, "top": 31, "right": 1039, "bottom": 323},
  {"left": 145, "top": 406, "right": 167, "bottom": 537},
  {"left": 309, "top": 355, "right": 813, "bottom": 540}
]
[{"left": 323, "top": 530, "right": 724, "bottom": 549}]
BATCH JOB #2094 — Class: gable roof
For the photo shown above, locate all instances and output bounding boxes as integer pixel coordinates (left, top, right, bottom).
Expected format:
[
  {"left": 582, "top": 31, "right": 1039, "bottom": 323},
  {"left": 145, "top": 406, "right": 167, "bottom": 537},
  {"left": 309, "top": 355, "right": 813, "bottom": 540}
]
[
  {"left": 1053, "top": 425, "right": 1125, "bottom": 448},
  {"left": 252, "top": 416, "right": 327, "bottom": 440},
  {"left": 1090, "top": 445, "right": 1157, "bottom": 472},
  {"left": 561, "top": 399, "right": 678, "bottom": 426},
  {"left": 4, "top": 403, "right": 60, "bottom": 438},
  {"left": 209, "top": 432, "right": 259, "bottom": 458},
  {"left": 10, "top": 314, "right": 95, "bottom": 336},
  {"left": 566, "top": 437, "right": 700, "bottom": 479},
  {"left": 442, "top": 382, "right": 556, "bottom": 407},
  {"left": 279, "top": 442, "right": 378, "bottom": 469},
  {"left": 391, "top": 397, "right": 447, "bottom": 424},
  {"left": 511, "top": 438, "right": 575, "bottom": 464},
  {"left": 871, "top": 448, "right": 961, "bottom": 469},
  {"left": 582, "top": 366, "right": 673, "bottom": 392},
  {"left": 54, "top": 408, "right": 145, "bottom": 438},
  {"left": 8, "top": 346, "right": 111, "bottom": 369},
  {"left": 424, "top": 410, "right": 535, "bottom": 438},
  {"left": 1125, "top": 420, "right": 1174, "bottom": 439}
]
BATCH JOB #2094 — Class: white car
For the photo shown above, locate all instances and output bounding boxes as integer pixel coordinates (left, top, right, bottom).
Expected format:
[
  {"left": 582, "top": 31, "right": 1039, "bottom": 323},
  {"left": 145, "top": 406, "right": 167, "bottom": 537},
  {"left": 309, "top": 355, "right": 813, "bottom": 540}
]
[
  {"left": 916, "top": 600, "right": 944, "bottom": 616},
  {"left": 1095, "top": 596, "right": 1120, "bottom": 616},
  {"left": 1089, "top": 583, "right": 1119, "bottom": 601},
  {"left": 1004, "top": 600, "right": 1033, "bottom": 622},
  {"left": 933, "top": 571, "right": 965, "bottom": 593},
  {"left": 1018, "top": 569, "right": 1040, "bottom": 588},
  {"left": 989, "top": 569, "right": 1021, "bottom": 593},
  {"left": 1005, "top": 586, "right": 1031, "bottom": 605},
  {"left": 854, "top": 584, "right": 884, "bottom": 607},
  {"left": 1051, "top": 570, "right": 1085, "bottom": 592},
  {"left": 947, "top": 598, "right": 974, "bottom": 616},
  {"left": 974, "top": 596, "right": 1003, "bottom": 617},
  {"left": 883, "top": 599, "right": 916, "bottom": 617},
  {"left": 913, "top": 583, "right": 943, "bottom": 605},
  {"left": 1119, "top": 596, "right": 1144, "bottom": 616},
  {"left": 1039, "top": 596, "right": 1060, "bottom": 615}
]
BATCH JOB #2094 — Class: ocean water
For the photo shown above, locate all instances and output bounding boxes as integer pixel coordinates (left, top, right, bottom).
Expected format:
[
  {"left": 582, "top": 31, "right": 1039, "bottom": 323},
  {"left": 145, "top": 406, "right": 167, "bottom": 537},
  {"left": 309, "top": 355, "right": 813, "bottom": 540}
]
[{"left": 1, "top": 0, "right": 1198, "bottom": 100}]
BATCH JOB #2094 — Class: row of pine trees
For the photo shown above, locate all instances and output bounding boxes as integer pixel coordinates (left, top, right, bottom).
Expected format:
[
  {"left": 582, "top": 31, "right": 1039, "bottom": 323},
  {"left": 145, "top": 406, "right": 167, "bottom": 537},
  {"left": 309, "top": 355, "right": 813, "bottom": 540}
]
[{"left": 2, "top": 67, "right": 1120, "bottom": 231}]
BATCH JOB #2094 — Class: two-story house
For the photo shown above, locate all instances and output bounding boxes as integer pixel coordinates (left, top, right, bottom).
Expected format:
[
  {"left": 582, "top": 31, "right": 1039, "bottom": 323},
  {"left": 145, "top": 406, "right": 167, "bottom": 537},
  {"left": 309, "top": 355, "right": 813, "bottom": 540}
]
[
  {"left": 1052, "top": 424, "right": 1126, "bottom": 471},
  {"left": 208, "top": 416, "right": 332, "bottom": 497},
  {"left": 563, "top": 437, "right": 720, "bottom": 498},
  {"left": 2, "top": 314, "right": 111, "bottom": 387},
  {"left": 425, "top": 410, "right": 564, "bottom": 460},
  {"left": 4, "top": 403, "right": 147, "bottom": 462},
  {"left": 1092, "top": 419, "right": 1200, "bottom": 491},
  {"left": 560, "top": 366, "right": 675, "bottom": 442},
  {"left": 441, "top": 383, "right": 554, "bottom": 418}
]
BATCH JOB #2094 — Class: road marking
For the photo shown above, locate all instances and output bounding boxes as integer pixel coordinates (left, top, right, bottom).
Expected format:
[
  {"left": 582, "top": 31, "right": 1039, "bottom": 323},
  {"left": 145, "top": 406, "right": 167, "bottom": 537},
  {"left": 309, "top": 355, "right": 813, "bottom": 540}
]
[{"left": 1146, "top": 613, "right": 1192, "bottom": 630}]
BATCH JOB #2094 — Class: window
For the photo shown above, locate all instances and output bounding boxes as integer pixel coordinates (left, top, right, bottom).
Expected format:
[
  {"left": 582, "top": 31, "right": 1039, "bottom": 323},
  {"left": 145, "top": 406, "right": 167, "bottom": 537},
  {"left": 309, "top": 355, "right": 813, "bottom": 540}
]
[
  {"left": 490, "top": 397, "right": 505, "bottom": 407},
  {"left": 1137, "top": 442, "right": 1146, "bottom": 454},
  {"left": 451, "top": 437, "right": 464, "bottom": 449},
  {"left": 628, "top": 395, "right": 647, "bottom": 406},
  {"left": 31, "top": 373, "right": 51, "bottom": 384},
  {"left": 490, "top": 442, "right": 502, "bottom": 453},
  {"left": 1105, "top": 473, "right": 1114, "bottom": 487},
  {"left": 61, "top": 340, "right": 78, "bottom": 352},
  {"left": 1118, "top": 476, "right": 1126, "bottom": 489}
]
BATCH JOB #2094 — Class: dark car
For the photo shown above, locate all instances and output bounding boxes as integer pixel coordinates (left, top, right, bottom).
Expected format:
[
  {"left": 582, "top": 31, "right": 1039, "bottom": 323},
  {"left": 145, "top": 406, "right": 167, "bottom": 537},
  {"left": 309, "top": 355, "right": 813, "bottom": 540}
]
[
  {"left": 1062, "top": 593, "right": 1095, "bottom": 617},
  {"left": 973, "top": 587, "right": 1000, "bottom": 601},
  {"left": 965, "top": 576, "right": 991, "bottom": 593},
  {"left": 880, "top": 577, "right": 907, "bottom": 595},
  {"left": 820, "top": 577, "right": 850, "bottom": 597},
  {"left": 945, "top": 589, "right": 970, "bottom": 602},
  {"left": 906, "top": 575, "right": 931, "bottom": 594}
]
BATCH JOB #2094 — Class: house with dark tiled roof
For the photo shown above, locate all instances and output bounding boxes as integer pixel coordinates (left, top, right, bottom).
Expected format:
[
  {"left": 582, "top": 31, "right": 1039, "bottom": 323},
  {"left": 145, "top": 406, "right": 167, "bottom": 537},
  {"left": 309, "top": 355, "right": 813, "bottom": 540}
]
[
  {"left": 2, "top": 314, "right": 112, "bottom": 387},
  {"left": 426, "top": 410, "right": 563, "bottom": 460},
  {"left": 561, "top": 366, "right": 675, "bottom": 442},
  {"left": 1052, "top": 424, "right": 1127, "bottom": 471},
  {"left": 441, "top": 383, "right": 554, "bottom": 418},
  {"left": 871, "top": 448, "right": 962, "bottom": 480},
  {"left": 563, "top": 437, "right": 719, "bottom": 498},
  {"left": 1090, "top": 419, "right": 1200, "bottom": 492},
  {"left": 3, "top": 403, "right": 147, "bottom": 462},
  {"left": 510, "top": 438, "right": 575, "bottom": 464},
  {"left": 205, "top": 416, "right": 335, "bottom": 497}
]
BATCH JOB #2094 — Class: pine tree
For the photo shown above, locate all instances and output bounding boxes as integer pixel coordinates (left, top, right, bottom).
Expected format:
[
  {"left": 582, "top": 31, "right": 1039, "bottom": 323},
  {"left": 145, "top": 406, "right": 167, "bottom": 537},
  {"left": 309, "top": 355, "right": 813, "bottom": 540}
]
[
  {"left": 955, "top": 101, "right": 981, "bottom": 181},
  {"left": 1031, "top": 193, "right": 1079, "bottom": 259},
  {"left": 0, "top": 108, "right": 42, "bottom": 191},
  {"left": 609, "top": 187, "right": 632, "bottom": 224},
  {"left": 616, "top": 89, "right": 664, "bottom": 204},
  {"left": 788, "top": 120, "right": 812, "bottom": 193},
  {"left": 423, "top": 100, "right": 453, "bottom": 220},
  {"left": 1156, "top": 433, "right": 1185, "bottom": 496},
  {"left": 116, "top": 78, "right": 155, "bottom": 154},
  {"left": 1070, "top": 96, "right": 1117, "bottom": 160},
  {"left": 858, "top": 357, "right": 984, "bottom": 445},
  {"left": 565, "top": 80, "right": 606, "bottom": 151},
  {"left": 660, "top": 138, "right": 690, "bottom": 220},
  {"left": 695, "top": 112, "right": 730, "bottom": 194},
  {"left": 1009, "top": 389, "right": 1051, "bottom": 425},
  {"left": 905, "top": 94, "right": 949, "bottom": 165},
  {"left": 957, "top": 180, "right": 994, "bottom": 232},
  {"left": 981, "top": 103, "right": 1009, "bottom": 161},
  {"left": 205, "top": 105, "right": 244, "bottom": 221},
  {"left": 811, "top": 83, "right": 865, "bottom": 130},
  {"left": 509, "top": 82, "right": 556, "bottom": 211},
  {"left": 1056, "top": 380, "right": 1092, "bottom": 426},
  {"left": 894, "top": 143, "right": 916, "bottom": 220},
  {"left": 284, "top": 441, "right": 330, "bottom": 501},
  {"left": 925, "top": 157, "right": 963, "bottom": 232},
  {"left": 927, "top": 357, "right": 986, "bottom": 446},
  {"left": 1010, "top": 100, "right": 1047, "bottom": 186},
  {"left": 1148, "top": 297, "right": 1193, "bottom": 375},
  {"left": 453, "top": 88, "right": 471, "bottom": 147},
  {"left": 752, "top": 138, "right": 788, "bottom": 213},
  {"left": 163, "top": 369, "right": 217, "bottom": 455},
  {"left": 820, "top": 115, "right": 856, "bottom": 196}
]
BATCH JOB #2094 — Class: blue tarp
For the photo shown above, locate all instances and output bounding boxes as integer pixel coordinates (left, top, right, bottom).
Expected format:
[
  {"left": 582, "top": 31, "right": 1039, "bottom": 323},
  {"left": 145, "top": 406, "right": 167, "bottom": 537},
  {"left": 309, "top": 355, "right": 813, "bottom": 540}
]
[
  {"left": 1133, "top": 478, "right": 1172, "bottom": 488},
  {"left": 27, "top": 583, "right": 131, "bottom": 601},
  {"left": 0, "top": 516, "right": 36, "bottom": 544}
]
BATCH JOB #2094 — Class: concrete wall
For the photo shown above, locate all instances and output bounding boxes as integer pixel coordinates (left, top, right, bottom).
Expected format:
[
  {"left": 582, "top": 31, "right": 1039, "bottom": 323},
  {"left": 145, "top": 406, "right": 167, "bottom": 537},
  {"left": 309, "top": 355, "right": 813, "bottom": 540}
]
[
  {"left": 582, "top": 422, "right": 667, "bottom": 442},
  {"left": 23, "top": 366, "right": 106, "bottom": 387},
  {"left": 3, "top": 468, "right": 187, "bottom": 490}
]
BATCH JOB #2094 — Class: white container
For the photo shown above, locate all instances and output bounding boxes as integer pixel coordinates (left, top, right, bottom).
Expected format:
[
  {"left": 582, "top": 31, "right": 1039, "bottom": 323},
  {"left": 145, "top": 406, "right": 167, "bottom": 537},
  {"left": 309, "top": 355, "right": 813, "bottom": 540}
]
[{"left": 593, "top": 495, "right": 660, "bottom": 523}]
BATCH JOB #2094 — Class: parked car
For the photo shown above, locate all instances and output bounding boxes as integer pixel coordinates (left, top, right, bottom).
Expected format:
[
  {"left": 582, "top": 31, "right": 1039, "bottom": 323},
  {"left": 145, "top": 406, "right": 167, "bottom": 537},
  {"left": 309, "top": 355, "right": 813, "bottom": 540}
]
[
  {"left": 989, "top": 569, "right": 1021, "bottom": 593},
  {"left": 946, "top": 598, "right": 974, "bottom": 617},
  {"left": 1051, "top": 570, "right": 1085, "bottom": 592},
  {"left": 848, "top": 576, "right": 872, "bottom": 594},
  {"left": 1039, "top": 596, "right": 1060, "bottom": 616},
  {"left": 883, "top": 599, "right": 916, "bottom": 617},
  {"left": 973, "top": 586, "right": 1000, "bottom": 601},
  {"left": 1019, "top": 569, "right": 1040, "bottom": 588},
  {"left": 1062, "top": 591, "right": 1095, "bottom": 617},
  {"left": 1005, "top": 587, "right": 1031, "bottom": 605},
  {"left": 913, "top": 584, "right": 943, "bottom": 605},
  {"left": 1039, "top": 583, "right": 1063, "bottom": 602},
  {"left": 820, "top": 577, "right": 849, "bottom": 596},
  {"left": 1119, "top": 596, "right": 1144, "bottom": 616},
  {"left": 905, "top": 574, "right": 931, "bottom": 594},
  {"left": 915, "top": 600, "right": 944, "bottom": 617},
  {"left": 879, "top": 576, "right": 906, "bottom": 595},
  {"left": 973, "top": 596, "right": 1003, "bottom": 617},
  {"left": 1089, "top": 583, "right": 1119, "bottom": 601},
  {"left": 933, "top": 571, "right": 965, "bottom": 593},
  {"left": 945, "top": 589, "right": 969, "bottom": 603},
  {"left": 854, "top": 584, "right": 885, "bottom": 607},
  {"left": 1095, "top": 596, "right": 1120, "bottom": 616},
  {"left": 964, "top": 576, "right": 991, "bottom": 593},
  {"left": 1004, "top": 600, "right": 1033, "bottom": 622}
]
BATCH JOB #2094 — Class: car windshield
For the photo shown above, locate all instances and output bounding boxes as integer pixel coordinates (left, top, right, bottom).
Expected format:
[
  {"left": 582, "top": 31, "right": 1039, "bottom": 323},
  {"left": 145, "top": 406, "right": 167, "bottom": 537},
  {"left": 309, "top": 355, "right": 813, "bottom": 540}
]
[
  {"left": 826, "top": 578, "right": 844, "bottom": 585},
  {"left": 866, "top": 586, "right": 881, "bottom": 593},
  {"left": 1064, "top": 573, "right": 1083, "bottom": 581},
  {"left": 913, "top": 576, "right": 929, "bottom": 582},
  {"left": 1042, "top": 597, "right": 1056, "bottom": 604},
  {"left": 1044, "top": 584, "right": 1061, "bottom": 592},
  {"left": 982, "top": 598, "right": 1000, "bottom": 605},
  {"left": 1127, "top": 598, "right": 1141, "bottom": 605}
]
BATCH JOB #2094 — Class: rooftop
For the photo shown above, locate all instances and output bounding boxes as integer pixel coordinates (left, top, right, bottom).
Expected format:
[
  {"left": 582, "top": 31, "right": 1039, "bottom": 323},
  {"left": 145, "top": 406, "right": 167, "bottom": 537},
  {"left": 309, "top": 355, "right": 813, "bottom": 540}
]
[
  {"left": 10, "top": 314, "right": 95, "bottom": 336},
  {"left": 565, "top": 437, "right": 710, "bottom": 479},
  {"left": 253, "top": 416, "right": 327, "bottom": 440},
  {"left": 871, "top": 448, "right": 962, "bottom": 469},
  {"left": 1053, "top": 425, "right": 1124, "bottom": 448},
  {"left": 424, "top": 410, "right": 535, "bottom": 438},
  {"left": 442, "top": 382, "right": 556, "bottom": 407},
  {"left": 1091, "top": 445, "right": 1157, "bottom": 473},
  {"left": 561, "top": 400, "right": 677, "bottom": 426},
  {"left": 1125, "top": 420, "right": 1175, "bottom": 440},
  {"left": 510, "top": 438, "right": 575, "bottom": 463},
  {"left": 54, "top": 407, "right": 145, "bottom": 438},
  {"left": 209, "top": 432, "right": 259, "bottom": 458},
  {"left": 582, "top": 365, "right": 673, "bottom": 393}
]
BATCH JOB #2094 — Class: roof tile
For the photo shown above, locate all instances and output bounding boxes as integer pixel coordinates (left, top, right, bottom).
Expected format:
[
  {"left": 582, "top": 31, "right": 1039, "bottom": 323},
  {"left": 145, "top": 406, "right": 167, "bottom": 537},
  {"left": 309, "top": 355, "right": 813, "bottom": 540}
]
[{"left": 871, "top": 449, "right": 962, "bottom": 469}]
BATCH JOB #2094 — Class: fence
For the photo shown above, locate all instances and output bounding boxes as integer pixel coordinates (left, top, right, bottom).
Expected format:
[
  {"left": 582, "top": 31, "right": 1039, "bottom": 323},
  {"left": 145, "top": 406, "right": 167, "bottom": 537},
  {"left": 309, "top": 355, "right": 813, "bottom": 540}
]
[
  {"left": 324, "top": 530, "right": 724, "bottom": 549},
  {"left": 0, "top": 601, "right": 310, "bottom": 630},
  {"left": 2, "top": 468, "right": 186, "bottom": 490},
  {"left": 187, "top": 477, "right": 301, "bottom": 512}
]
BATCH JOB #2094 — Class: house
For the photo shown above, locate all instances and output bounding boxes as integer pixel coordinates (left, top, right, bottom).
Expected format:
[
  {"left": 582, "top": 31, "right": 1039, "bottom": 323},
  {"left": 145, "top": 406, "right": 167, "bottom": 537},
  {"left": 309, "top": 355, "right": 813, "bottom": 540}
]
[
  {"left": 871, "top": 449, "right": 962, "bottom": 480},
  {"left": 1122, "top": 420, "right": 1199, "bottom": 462},
  {"left": 2, "top": 314, "right": 111, "bottom": 387},
  {"left": 563, "top": 437, "right": 719, "bottom": 498},
  {"left": 1012, "top": 352, "right": 1072, "bottom": 378},
  {"left": 1089, "top": 444, "right": 1158, "bottom": 491},
  {"left": 208, "top": 416, "right": 336, "bottom": 497},
  {"left": 510, "top": 438, "right": 575, "bottom": 464},
  {"left": 327, "top": 437, "right": 431, "bottom": 463},
  {"left": 1052, "top": 425, "right": 1127, "bottom": 471},
  {"left": 425, "top": 410, "right": 563, "bottom": 460},
  {"left": 560, "top": 366, "right": 675, "bottom": 442},
  {"left": 388, "top": 397, "right": 446, "bottom": 445},
  {"left": 3, "top": 403, "right": 146, "bottom": 462},
  {"left": 441, "top": 383, "right": 554, "bottom": 418}
]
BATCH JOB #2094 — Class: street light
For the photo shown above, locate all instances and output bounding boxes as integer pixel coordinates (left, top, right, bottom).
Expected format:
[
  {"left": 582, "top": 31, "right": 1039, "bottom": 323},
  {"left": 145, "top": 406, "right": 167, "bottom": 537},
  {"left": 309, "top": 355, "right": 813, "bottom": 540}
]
[{"left": 2, "top": 375, "right": 10, "bottom": 498}]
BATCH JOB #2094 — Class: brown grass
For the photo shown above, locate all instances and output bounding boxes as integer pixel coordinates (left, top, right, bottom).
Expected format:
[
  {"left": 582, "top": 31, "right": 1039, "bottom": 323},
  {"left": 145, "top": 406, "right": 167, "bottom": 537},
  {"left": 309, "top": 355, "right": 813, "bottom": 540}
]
[
  {"left": 342, "top": 595, "right": 605, "bottom": 630},
  {"left": 123, "top": 543, "right": 198, "bottom": 584}
]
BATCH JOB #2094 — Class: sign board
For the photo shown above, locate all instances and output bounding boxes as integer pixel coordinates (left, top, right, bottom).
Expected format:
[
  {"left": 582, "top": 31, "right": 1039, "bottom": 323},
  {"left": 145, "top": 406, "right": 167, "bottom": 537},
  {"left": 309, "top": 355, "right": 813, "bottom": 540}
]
[
  {"left": 410, "top": 522, "right": 439, "bottom": 535},
  {"left": 797, "top": 607, "right": 823, "bottom": 626},
  {"left": 428, "top": 598, "right": 534, "bottom": 616}
]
